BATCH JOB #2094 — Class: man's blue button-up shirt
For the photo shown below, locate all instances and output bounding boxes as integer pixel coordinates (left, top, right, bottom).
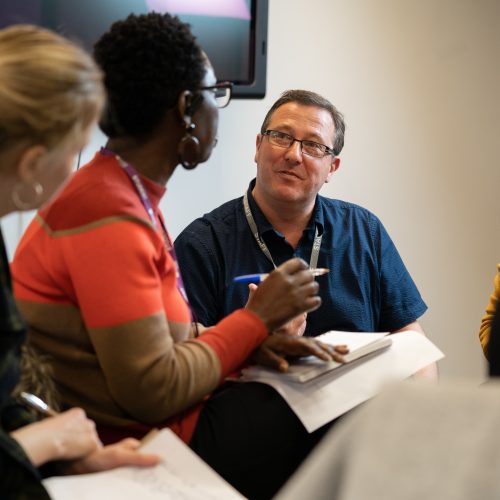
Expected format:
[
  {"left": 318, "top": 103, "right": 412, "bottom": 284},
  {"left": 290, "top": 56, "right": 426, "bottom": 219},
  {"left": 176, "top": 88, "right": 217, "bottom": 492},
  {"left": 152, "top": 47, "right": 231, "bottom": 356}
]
[{"left": 175, "top": 180, "right": 427, "bottom": 336}]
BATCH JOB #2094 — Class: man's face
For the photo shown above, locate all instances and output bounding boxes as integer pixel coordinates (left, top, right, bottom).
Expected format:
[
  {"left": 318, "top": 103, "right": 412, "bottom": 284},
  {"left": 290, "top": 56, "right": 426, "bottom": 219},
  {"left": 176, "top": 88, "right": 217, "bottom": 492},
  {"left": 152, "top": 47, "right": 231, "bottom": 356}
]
[{"left": 254, "top": 102, "right": 340, "bottom": 207}]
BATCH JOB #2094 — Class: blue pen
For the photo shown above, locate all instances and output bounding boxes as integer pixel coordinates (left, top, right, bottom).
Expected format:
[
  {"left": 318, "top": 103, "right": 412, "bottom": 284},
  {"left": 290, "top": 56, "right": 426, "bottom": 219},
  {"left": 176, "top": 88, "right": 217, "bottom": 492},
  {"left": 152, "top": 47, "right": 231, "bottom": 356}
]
[{"left": 233, "top": 268, "right": 329, "bottom": 284}]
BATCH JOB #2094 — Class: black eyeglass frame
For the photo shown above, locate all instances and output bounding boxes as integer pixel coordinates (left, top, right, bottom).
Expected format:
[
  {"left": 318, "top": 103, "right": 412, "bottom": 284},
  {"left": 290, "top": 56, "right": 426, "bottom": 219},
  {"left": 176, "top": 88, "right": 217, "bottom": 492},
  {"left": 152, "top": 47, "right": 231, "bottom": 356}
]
[
  {"left": 263, "top": 129, "right": 335, "bottom": 158},
  {"left": 198, "top": 81, "right": 233, "bottom": 108}
]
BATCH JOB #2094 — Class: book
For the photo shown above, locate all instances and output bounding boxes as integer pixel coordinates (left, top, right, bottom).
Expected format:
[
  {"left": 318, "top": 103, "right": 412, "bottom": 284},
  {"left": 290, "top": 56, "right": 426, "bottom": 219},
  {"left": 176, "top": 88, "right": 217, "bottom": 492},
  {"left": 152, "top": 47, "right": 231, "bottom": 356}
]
[{"left": 242, "top": 331, "right": 392, "bottom": 383}]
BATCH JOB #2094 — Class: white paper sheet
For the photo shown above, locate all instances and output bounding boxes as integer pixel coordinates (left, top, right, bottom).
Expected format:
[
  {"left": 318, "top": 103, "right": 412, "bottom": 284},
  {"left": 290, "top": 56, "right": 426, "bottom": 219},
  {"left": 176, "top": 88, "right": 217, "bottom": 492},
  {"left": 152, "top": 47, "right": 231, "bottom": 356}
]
[
  {"left": 240, "top": 331, "right": 444, "bottom": 432},
  {"left": 43, "top": 428, "right": 245, "bottom": 500}
]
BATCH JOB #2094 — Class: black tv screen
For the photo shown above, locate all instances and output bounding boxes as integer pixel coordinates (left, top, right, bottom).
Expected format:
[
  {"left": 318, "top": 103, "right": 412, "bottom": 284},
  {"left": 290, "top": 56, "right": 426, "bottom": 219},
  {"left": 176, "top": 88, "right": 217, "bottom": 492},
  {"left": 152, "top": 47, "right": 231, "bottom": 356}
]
[{"left": 0, "top": 0, "right": 268, "bottom": 98}]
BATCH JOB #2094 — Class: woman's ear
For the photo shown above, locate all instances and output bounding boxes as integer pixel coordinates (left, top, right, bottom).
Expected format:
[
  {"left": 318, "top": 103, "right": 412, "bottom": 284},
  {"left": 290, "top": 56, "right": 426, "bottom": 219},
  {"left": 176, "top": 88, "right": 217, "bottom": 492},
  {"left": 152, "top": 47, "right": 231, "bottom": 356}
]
[
  {"left": 177, "top": 90, "right": 203, "bottom": 123},
  {"left": 16, "top": 145, "right": 47, "bottom": 183},
  {"left": 177, "top": 90, "right": 195, "bottom": 123}
]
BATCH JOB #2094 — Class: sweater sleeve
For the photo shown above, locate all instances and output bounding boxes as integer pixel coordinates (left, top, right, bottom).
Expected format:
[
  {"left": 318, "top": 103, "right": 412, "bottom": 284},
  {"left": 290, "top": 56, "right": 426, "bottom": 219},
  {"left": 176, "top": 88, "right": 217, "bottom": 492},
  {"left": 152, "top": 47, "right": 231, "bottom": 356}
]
[
  {"left": 89, "top": 308, "right": 267, "bottom": 424},
  {"left": 47, "top": 219, "right": 266, "bottom": 424},
  {"left": 479, "top": 264, "right": 500, "bottom": 358}
]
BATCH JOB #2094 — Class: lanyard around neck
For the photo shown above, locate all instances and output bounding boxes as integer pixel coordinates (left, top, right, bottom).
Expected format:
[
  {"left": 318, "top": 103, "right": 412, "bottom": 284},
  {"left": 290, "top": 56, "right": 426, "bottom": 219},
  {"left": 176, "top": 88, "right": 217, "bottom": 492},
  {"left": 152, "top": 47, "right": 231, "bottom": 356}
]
[
  {"left": 243, "top": 191, "right": 322, "bottom": 270},
  {"left": 101, "top": 147, "right": 157, "bottom": 229},
  {"left": 100, "top": 148, "right": 198, "bottom": 332}
]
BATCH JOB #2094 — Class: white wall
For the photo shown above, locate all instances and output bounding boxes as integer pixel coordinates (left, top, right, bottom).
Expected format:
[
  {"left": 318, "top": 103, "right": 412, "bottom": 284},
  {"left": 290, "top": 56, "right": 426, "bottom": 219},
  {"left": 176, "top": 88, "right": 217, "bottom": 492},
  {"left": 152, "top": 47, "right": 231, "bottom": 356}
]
[{"left": 2, "top": 0, "right": 499, "bottom": 381}]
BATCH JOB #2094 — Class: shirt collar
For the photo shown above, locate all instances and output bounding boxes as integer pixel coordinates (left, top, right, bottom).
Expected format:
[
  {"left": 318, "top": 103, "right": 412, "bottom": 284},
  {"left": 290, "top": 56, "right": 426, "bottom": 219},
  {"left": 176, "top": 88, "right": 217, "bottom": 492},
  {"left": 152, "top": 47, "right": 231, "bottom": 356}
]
[{"left": 246, "top": 178, "right": 325, "bottom": 236}]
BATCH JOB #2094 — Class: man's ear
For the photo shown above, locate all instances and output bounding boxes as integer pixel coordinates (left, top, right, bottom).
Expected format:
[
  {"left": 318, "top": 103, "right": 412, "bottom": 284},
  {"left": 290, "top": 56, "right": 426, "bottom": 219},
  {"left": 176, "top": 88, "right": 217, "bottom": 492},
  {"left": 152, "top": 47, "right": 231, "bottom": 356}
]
[
  {"left": 325, "top": 157, "right": 341, "bottom": 183},
  {"left": 16, "top": 145, "right": 47, "bottom": 183},
  {"left": 254, "top": 133, "right": 263, "bottom": 163}
]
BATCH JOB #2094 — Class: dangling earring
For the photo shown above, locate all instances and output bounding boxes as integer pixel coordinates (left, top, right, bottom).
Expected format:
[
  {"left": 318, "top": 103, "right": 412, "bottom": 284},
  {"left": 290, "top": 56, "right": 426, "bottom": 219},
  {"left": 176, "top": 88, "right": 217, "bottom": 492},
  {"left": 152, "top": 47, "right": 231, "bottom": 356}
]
[
  {"left": 11, "top": 181, "right": 43, "bottom": 210},
  {"left": 178, "top": 122, "right": 200, "bottom": 170}
]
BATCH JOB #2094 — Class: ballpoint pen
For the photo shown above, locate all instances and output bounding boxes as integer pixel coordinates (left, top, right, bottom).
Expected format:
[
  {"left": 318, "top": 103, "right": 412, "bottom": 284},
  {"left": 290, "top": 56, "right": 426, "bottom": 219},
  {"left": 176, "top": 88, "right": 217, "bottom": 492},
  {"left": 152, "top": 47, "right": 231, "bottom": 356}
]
[
  {"left": 20, "top": 391, "right": 159, "bottom": 448},
  {"left": 233, "top": 268, "right": 330, "bottom": 284},
  {"left": 19, "top": 391, "right": 58, "bottom": 417}
]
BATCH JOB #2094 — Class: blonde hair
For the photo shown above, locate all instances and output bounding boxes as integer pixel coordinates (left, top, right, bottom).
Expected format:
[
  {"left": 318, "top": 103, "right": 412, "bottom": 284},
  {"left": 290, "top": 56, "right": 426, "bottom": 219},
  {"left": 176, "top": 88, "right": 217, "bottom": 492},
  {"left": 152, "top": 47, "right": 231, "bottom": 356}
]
[{"left": 0, "top": 25, "right": 105, "bottom": 156}]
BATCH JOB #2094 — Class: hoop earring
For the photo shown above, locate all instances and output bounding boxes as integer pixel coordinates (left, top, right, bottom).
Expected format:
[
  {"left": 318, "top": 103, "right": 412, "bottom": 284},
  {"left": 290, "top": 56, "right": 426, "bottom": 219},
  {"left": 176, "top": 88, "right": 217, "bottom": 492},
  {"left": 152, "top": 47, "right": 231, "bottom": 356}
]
[
  {"left": 11, "top": 181, "right": 43, "bottom": 210},
  {"left": 178, "top": 122, "right": 200, "bottom": 170}
]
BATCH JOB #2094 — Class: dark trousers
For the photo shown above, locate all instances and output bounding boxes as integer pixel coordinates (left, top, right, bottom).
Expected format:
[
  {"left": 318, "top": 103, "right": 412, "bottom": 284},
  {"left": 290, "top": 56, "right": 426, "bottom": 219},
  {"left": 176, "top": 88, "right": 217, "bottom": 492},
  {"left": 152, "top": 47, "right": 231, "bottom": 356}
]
[{"left": 189, "top": 382, "right": 333, "bottom": 500}]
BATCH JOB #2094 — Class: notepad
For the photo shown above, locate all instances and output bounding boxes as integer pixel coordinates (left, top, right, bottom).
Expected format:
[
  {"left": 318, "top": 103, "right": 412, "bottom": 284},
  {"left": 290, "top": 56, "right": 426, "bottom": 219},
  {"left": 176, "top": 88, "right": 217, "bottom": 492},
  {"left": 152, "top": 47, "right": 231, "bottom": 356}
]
[
  {"left": 43, "top": 429, "right": 245, "bottom": 499},
  {"left": 242, "top": 331, "right": 392, "bottom": 383}
]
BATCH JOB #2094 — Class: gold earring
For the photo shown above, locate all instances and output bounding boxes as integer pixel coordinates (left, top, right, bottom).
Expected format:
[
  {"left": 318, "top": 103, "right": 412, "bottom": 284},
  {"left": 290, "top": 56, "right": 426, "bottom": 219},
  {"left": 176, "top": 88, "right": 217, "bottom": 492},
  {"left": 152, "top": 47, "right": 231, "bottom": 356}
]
[{"left": 11, "top": 181, "right": 43, "bottom": 210}]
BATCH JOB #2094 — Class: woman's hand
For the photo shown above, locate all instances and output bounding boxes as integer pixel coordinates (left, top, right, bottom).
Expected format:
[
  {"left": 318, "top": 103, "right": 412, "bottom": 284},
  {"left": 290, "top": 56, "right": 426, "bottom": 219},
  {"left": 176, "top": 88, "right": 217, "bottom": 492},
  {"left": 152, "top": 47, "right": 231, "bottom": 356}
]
[
  {"left": 245, "top": 258, "right": 321, "bottom": 333},
  {"left": 248, "top": 283, "right": 307, "bottom": 336},
  {"left": 65, "top": 438, "right": 160, "bottom": 474},
  {"left": 253, "top": 333, "right": 349, "bottom": 372},
  {"left": 11, "top": 408, "right": 102, "bottom": 467}
]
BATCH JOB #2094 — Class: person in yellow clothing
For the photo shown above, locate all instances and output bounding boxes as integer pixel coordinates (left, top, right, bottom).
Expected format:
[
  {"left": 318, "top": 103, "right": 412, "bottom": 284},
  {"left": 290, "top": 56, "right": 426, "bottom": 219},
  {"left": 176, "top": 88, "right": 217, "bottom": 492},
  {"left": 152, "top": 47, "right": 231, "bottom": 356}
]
[{"left": 479, "top": 264, "right": 500, "bottom": 358}]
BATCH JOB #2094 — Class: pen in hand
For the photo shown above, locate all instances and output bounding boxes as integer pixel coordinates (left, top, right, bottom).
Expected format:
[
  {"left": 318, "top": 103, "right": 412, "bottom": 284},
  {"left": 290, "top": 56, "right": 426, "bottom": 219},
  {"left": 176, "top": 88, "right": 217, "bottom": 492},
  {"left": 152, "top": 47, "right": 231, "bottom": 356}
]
[
  {"left": 19, "top": 391, "right": 58, "bottom": 417},
  {"left": 233, "top": 268, "right": 330, "bottom": 284}
]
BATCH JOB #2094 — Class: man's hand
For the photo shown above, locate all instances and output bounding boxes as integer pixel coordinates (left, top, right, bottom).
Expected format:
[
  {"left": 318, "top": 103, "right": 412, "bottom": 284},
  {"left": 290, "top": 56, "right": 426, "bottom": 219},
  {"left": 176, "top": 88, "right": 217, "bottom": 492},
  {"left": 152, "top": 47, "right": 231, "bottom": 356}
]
[
  {"left": 253, "top": 333, "right": 348, "bottom": 372},
  {"left": 274, "top": 313, "right": 307, "bottom": 337},
  {"left": 245, "top": 258, "right": 321, "bottom": 332},
  {"left": 248, "top": 283, "right": 307, "bottom": 336}
]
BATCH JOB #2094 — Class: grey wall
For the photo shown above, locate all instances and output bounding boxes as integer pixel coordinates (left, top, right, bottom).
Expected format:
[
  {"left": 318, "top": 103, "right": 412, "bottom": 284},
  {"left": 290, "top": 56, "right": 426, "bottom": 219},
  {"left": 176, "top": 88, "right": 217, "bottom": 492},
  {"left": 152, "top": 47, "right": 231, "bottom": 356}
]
[{"left": 2, "top": 0, "right": 499, "bottom": 381}]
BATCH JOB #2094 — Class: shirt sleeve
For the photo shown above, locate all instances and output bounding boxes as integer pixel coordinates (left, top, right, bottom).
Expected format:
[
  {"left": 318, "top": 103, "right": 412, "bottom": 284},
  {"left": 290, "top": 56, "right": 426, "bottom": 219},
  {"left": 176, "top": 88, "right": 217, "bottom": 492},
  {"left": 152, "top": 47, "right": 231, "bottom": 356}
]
[{"left": 373, "top": 217, "right": 428, "bottom": 331}]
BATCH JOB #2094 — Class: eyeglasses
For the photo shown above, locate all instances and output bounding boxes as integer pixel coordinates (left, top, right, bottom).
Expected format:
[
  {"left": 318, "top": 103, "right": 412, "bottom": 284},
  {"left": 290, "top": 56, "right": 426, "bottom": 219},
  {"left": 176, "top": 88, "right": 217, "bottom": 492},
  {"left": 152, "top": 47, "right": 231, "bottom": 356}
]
[
  {"left": 263, "top": 130, "right": 335, "bottom": 158},
  {"left": 199, "top": 81, "right": 233, "bottom": 108}
]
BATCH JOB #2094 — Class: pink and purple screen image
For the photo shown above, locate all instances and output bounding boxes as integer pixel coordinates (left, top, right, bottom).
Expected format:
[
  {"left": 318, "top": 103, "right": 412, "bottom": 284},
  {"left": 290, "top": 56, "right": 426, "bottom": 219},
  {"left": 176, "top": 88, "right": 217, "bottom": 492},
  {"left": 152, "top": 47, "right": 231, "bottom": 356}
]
[
  {"left": 0, "top": 0, "right": 255, "bottom": 84},
  {"left": 146, "top": 0, "right": 251, "bottom": 20}
]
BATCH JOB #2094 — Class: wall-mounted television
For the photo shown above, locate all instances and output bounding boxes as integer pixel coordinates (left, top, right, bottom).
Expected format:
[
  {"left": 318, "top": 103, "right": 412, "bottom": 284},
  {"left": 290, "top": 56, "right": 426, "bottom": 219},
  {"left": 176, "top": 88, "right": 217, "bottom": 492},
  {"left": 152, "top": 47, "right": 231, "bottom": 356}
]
[{"left": 0, "top": 0, "right": 268, "bottom": 99}]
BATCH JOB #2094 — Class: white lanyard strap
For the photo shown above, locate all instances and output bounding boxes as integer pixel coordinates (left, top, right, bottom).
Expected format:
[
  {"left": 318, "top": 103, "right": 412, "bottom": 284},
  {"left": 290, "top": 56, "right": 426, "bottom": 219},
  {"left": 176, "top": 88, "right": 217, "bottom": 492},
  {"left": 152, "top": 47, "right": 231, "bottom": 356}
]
[{"left": 243, "top": 191, "right": 322, "bottom": 270}]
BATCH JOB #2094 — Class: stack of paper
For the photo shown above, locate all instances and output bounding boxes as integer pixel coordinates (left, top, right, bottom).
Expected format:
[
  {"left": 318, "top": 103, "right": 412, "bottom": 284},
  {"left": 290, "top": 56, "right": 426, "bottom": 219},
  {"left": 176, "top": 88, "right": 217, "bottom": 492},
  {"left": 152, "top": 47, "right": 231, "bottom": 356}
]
[{"left": 240, "top": 330, "right": 444, "bottom": 432}]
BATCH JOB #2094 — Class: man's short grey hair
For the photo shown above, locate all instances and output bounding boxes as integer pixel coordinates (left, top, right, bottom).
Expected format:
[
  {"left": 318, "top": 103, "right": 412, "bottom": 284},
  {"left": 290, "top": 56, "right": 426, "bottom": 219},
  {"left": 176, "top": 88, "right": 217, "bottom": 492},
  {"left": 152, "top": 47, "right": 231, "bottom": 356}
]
[{"left": 260, "top": 89, "right": 345, "bottom": 156}]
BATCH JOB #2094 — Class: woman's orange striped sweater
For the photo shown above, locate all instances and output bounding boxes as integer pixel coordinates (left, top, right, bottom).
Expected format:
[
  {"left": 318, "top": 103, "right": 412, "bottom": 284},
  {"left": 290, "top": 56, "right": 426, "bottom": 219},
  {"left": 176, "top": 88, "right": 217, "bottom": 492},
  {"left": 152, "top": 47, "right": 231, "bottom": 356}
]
[{"left": 12, "top": 152, "right": 267, "bottom": 443}]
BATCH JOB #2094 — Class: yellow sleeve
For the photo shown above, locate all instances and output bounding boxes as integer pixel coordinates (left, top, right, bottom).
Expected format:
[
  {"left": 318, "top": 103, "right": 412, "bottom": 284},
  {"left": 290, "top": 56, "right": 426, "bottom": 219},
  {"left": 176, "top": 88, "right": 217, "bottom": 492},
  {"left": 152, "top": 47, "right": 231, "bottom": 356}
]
[{"left": 479, "top": 264, "right": 500, "bottom": 359}]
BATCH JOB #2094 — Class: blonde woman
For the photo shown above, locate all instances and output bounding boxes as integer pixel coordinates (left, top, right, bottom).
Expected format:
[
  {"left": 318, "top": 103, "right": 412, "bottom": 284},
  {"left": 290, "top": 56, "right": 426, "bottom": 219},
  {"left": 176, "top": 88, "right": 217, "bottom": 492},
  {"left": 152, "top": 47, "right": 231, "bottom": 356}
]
[{"left": 0, "top": 25, "right": 158, "bottom": 498}]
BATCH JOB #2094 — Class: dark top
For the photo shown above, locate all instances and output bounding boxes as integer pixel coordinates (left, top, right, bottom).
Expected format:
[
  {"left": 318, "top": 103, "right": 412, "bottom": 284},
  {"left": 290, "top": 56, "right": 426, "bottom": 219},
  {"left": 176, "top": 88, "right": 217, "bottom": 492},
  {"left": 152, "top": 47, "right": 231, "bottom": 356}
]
[
  {"left": 175, "top": 180, "right": 427, "bottom": 336},
  {"left": 488, "top": 304, "right": 500, "bottom": 377},
  {"left": 0, "top": 228, "right": 50, "bottom": 499}
]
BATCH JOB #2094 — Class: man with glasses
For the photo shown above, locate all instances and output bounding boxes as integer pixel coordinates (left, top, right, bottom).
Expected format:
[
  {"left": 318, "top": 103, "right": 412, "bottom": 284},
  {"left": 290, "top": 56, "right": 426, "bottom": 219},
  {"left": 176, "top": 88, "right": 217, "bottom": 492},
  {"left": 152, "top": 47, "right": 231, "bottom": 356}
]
[{"left": 175, "top": 90, "right": 435, "bottom": 376}]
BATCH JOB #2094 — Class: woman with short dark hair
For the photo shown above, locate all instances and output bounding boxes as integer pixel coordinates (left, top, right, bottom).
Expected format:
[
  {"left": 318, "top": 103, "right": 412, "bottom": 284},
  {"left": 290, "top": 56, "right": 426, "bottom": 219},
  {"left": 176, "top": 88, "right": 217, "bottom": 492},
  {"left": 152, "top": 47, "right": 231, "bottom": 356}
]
[{"left": 12, "top": 13, "right": 345, "bottom": 499}]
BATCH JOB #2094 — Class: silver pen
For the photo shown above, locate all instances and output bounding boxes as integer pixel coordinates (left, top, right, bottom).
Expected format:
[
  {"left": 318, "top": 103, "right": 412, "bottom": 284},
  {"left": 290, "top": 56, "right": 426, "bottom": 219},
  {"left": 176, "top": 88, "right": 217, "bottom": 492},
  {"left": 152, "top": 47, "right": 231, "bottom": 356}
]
[{"left": 19, "top": 391, "right": 58, "bottom": 417}]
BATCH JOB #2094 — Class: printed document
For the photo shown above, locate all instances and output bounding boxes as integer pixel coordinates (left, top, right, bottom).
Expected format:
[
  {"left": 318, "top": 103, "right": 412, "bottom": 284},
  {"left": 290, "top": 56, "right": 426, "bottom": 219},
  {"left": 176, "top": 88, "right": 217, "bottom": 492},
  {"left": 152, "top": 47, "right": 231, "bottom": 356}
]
[{"left": 43, "top": 428, "right": 245, "bottom": 500}]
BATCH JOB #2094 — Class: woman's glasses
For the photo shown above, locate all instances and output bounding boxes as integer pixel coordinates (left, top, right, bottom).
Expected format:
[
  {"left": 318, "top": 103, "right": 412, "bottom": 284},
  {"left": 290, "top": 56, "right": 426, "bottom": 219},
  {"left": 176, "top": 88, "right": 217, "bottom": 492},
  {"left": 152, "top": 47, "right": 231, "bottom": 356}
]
[{"left": 199, "top": 81, "right": 233, "bottom": 108}]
